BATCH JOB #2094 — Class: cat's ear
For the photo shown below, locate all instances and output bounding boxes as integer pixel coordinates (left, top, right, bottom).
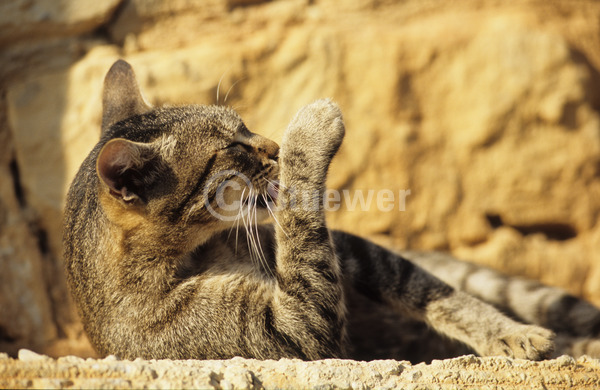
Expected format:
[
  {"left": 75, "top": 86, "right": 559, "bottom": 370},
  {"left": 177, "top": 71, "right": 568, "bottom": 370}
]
[
  {"left": 102, "top": 60, "right": 151, "bottom": 134},
  {"left": 96, "top": 138, "right": 155, "bottom": 204}
]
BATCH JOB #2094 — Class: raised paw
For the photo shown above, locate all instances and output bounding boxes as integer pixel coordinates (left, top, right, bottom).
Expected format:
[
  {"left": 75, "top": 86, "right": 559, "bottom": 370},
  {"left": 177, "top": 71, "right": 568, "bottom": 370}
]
[
  {"left": 280, "top": 99, "right": 345, "bottom": 181},
  {"left": 486, "top": 324, "right": 555, "bottom": 360}
]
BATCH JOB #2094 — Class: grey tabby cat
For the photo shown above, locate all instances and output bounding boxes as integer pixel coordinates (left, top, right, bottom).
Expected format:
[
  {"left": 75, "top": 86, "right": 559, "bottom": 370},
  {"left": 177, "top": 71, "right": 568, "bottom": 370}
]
[{"left": 64, "top": 60, "right": 600, "bottom": 362}]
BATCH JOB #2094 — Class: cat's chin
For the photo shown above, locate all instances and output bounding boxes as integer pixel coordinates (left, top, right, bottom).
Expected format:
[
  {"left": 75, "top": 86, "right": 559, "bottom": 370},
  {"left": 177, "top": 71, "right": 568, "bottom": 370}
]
[{"left": 249, "top": 207, "right": 272, "bottom": 224}]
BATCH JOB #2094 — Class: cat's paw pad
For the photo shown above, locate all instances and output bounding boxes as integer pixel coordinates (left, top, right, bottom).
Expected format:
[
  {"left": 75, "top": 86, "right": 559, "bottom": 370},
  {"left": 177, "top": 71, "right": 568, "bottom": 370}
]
[
  {"left": 489, "top": 325, "right": 555, "bottom": 360},
  {"left": 282, "top": 99, "right": 345, "bottom": 170}
]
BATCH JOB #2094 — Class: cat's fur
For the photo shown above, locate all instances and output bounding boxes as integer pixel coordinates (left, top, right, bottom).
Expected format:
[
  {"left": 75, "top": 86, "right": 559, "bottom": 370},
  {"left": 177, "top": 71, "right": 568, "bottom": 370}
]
[{"left": 64, "top": 60, "right": 600, "bottom": 361}]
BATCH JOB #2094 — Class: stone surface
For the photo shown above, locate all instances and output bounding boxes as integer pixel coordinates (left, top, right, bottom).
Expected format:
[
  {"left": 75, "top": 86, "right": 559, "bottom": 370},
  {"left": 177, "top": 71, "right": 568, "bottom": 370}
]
[
  {"left": 1, "top": 0, "right": 600, "bottom": 376},
  {"left": 0, "top": 0, "right": 122, "bottom": 46},
  {"left": 1, "top": 351, "right": 600, "bottom": 389},
  {"left": 0, "top": 91, "right": 57, "bottom": 357}
]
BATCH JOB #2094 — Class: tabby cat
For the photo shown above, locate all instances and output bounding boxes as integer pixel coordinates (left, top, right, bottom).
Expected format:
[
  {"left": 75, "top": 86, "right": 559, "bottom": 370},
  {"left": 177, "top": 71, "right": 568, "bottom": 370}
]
[{"left": 64, "top": 60, "right": 600, "bottom": 362}]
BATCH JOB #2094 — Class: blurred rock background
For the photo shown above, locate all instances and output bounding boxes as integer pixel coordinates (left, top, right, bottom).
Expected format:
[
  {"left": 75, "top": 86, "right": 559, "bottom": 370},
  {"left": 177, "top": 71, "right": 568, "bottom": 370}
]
[{"left": 0, "top": 0, "right": 599, "bottom": 358}]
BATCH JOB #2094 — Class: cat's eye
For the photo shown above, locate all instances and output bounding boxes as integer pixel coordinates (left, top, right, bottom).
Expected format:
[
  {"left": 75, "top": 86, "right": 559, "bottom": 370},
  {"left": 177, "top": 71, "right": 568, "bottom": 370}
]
[{"left": 228, "top": 142, "right": 253, "bottom": 153}]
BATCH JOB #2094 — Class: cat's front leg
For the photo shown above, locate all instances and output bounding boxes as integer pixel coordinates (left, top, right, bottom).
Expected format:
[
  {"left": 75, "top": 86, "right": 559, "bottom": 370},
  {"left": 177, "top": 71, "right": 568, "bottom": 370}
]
[{"left": 271, "top": 99, "right": 347, "bottom": 359}]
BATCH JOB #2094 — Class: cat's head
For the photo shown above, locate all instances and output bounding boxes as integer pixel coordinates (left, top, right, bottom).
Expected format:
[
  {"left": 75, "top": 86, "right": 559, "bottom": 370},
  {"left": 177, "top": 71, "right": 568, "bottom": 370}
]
[{"left": 96, "top": 60, "right": 279, "bottom": 250}]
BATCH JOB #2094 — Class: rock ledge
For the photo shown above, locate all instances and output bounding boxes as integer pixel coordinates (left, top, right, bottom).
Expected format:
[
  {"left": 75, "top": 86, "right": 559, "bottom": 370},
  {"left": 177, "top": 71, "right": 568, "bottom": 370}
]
[{"left": 1, "top": 350, "right": 600, "bottom": 389}]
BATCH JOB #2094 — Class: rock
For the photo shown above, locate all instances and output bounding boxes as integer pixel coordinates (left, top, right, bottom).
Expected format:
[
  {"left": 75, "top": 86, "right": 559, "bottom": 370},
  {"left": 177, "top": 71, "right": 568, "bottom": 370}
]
[
  {"left": 0, "top": 0, "right": 122, "bottom": 46},
  {"left": 0, "top": 355, "right": 599, "bottom": 389},
  {"left": 0, "top": 94, "right": 57, "bottom": 357},
  {"left": 2, "top": 0, "right": 600, "bottom": 365},
  {"left": 18, "top": 349, "right": 52, "bottom": 362}
]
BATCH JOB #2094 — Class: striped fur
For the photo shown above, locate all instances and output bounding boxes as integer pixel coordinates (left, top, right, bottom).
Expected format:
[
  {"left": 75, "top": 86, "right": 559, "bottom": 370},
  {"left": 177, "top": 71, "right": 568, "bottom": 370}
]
[{"left": 403, "top": 250, "right": 600, "bottom": 358}]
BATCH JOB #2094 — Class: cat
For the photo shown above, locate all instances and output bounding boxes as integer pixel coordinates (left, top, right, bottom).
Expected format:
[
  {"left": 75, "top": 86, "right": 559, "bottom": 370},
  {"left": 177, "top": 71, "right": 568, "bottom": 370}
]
[{"left": 63, "top": 59, "right": 600, "bottom": 362}]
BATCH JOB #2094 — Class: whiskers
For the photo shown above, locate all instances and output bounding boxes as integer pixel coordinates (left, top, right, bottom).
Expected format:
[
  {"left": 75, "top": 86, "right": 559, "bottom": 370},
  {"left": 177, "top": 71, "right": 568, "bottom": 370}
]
[
  {"left": 215, "top": 69, "right": 245, "bottom": 106},
  {"left": 227, "top": 184, "right": 278, "bottom": 278},
  {"left": 265, "top": 179, "right": 288, "bottom": 239},
  {"left": 224, "top": 78, "right": 245, "bottom": 104}
]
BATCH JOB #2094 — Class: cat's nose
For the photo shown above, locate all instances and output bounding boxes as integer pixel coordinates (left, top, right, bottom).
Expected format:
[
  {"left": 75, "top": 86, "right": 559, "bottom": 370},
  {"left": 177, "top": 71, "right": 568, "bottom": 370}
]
[
  {"left": 265, "top": 140, "right": 279, "bottom": 160},
  {"left": 248, "top": 134, "right": 279, "bottom": 160}
]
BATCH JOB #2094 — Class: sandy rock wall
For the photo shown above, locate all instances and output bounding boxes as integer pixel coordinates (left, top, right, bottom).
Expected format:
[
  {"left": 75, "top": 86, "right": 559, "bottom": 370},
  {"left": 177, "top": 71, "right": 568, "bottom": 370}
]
[{"left": 1, "top": 0, "right": 600, "bottom": 361}]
